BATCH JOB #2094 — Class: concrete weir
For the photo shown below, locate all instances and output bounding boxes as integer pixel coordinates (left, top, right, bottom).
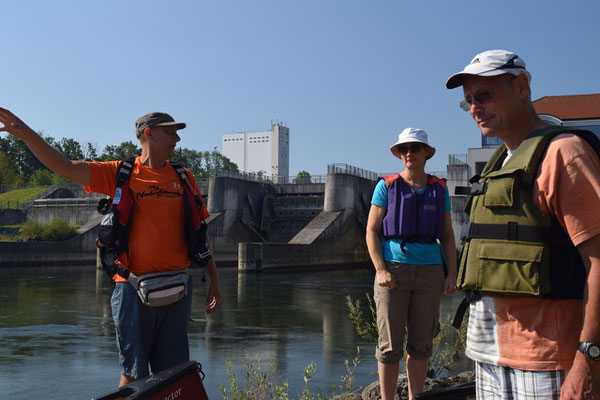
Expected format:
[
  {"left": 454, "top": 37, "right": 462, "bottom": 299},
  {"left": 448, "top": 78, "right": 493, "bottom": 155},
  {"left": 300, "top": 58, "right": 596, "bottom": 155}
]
[
  {"left": 237, "top": 172, "right": 375, "bottom": 271},
  {"left": 0, "top": 167, "right": 377, "bottom": 270}
]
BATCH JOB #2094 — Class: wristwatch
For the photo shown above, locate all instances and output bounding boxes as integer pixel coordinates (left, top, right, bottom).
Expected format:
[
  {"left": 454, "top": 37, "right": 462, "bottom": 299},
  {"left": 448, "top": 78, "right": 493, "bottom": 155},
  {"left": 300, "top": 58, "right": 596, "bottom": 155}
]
[{"left": 577, "top": 342, "right": 600, "bottom": 361}]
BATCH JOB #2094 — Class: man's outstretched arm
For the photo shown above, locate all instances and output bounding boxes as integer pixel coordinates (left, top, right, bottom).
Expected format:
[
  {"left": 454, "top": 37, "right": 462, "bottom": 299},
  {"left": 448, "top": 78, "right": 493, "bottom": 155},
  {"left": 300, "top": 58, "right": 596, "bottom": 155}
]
[{"left": 0, "top": 108, "right": 90, "bottom": 186}]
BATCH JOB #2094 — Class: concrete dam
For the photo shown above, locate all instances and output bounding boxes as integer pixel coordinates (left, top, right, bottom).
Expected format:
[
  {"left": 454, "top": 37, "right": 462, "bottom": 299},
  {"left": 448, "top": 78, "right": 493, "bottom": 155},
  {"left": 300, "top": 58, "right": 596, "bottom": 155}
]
[{"left": 0, "top": 164, "right": 377, "bottom": 271}]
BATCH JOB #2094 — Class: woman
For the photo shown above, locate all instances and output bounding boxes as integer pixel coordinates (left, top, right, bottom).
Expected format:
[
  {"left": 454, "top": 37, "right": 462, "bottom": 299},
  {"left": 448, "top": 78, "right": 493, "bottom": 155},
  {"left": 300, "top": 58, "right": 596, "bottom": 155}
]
[{"left": 366, "top": 127, "right": 456, "bottom": 400}]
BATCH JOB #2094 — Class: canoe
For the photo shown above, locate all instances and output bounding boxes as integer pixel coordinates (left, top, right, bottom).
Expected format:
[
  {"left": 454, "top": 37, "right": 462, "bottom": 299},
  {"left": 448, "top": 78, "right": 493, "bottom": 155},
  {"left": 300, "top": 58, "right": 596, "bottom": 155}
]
[{"left": 91, "top": 360, "right": 209, "bottom": 400}]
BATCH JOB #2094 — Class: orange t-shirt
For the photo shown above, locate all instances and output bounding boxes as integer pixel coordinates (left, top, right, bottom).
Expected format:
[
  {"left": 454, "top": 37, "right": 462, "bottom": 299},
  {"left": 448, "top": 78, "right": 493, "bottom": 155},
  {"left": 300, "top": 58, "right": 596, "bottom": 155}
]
[
  {"left": 85, "top": 157, "right": 209, "bottom": 282},
  {"left": 466, "top": 134, "right": 600, "bottom": 371}
]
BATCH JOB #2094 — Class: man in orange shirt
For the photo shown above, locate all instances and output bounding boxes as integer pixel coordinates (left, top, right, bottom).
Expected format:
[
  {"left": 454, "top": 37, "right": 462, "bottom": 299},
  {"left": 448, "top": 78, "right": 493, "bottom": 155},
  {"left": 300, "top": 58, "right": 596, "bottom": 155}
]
[
  {"left": 446, "top": 50, "right": 600, "bottom": 399},
  {"left": 0, "top": 108, "right": 221, "bottom": 387}
]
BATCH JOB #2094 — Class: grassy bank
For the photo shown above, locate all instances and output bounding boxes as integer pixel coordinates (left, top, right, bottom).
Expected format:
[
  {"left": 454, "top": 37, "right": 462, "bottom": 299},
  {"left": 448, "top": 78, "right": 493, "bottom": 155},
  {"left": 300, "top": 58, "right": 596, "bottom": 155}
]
[{"left": 0, "top": 187, "right": 47, "bottom": 208}]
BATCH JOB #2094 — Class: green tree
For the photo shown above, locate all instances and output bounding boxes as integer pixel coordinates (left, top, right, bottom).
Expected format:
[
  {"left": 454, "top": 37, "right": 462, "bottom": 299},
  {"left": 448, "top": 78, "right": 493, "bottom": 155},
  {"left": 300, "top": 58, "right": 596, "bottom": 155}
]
[
  {"left": 55, "top": 137, "right": 84, "bottom": 160},
  {"left": 0, "top": 133, "right": 49, "bottom": 181},
  {"left": 0, "top": 151, "right": 22, "bottom": 185},
  {"left": 100, "top": 141, "right": 141, "bottom": 161},
  {"left": 30, "top": 169, "right": 64, "bottom": 185},
  {"left": 170, "top": 148, "right": 204, "bottom": 176},
  {"left": 295, "top": 170, "right": 312, "bottom": 184},
  {"left": 202, "top": 147, "right": 239, "bottom": 175},
  {"left": 83, "top": 141, "right": 100, "bottom": 161}
]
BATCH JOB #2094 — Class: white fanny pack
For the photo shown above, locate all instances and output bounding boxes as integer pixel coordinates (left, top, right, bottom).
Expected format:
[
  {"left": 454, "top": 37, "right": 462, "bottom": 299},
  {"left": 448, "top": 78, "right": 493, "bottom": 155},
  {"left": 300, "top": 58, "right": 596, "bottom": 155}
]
[{"left": 128, "top": 269, "right": 189, "bottom": 307}]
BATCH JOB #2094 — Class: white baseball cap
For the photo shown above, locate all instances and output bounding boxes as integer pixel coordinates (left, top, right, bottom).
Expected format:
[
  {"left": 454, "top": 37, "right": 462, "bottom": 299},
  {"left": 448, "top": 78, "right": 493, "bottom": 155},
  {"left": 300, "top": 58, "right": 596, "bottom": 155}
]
[
  {"left": 390, "top": 128, "right": 436, "bottom": 160},
  {"left": 446, "top": 49, "right": 531, "bottom": 89}
]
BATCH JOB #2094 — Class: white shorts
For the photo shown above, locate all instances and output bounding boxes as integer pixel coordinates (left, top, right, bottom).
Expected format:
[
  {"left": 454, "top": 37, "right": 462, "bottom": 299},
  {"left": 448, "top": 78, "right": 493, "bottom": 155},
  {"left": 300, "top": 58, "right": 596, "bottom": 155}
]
[{"left": 476, "top": 362, "right": 566, "bottom": 399}]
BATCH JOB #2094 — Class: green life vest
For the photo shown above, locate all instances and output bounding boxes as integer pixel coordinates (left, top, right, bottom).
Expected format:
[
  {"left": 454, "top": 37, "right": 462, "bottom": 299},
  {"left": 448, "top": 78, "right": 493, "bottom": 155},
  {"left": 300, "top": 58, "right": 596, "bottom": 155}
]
[{"left": 457, "top": 126, "right": 600, "bottom": 298}]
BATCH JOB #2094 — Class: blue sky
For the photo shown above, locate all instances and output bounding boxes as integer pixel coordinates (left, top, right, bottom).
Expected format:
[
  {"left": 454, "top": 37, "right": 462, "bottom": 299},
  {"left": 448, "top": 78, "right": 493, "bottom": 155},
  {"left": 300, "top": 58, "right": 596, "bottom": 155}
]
[{"left": 2, "top": 0, "right": 599, "bottom": 176}]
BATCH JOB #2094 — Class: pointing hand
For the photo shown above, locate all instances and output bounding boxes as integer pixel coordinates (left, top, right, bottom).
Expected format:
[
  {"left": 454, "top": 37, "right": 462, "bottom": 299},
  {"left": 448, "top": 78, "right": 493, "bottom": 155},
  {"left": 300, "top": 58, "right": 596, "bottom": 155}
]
[{"left": 0, "top": 108, "right": 35, "bottom": 139}]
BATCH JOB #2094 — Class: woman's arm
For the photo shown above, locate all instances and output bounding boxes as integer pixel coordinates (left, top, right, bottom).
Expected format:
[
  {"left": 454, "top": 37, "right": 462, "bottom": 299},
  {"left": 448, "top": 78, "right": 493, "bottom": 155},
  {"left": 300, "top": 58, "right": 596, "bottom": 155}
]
[{"left": 366, "top": 204, "right": 396, "bottom": 288}]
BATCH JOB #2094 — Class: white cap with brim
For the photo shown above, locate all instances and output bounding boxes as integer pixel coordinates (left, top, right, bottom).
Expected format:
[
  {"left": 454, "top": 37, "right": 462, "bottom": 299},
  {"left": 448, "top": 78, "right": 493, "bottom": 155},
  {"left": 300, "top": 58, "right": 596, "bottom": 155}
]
[
  {"left": 446, "top": 49, "right": 532, "bottom": 89},
  {"left": 390, "top": 128, "right": 436, "bottom": 160}
]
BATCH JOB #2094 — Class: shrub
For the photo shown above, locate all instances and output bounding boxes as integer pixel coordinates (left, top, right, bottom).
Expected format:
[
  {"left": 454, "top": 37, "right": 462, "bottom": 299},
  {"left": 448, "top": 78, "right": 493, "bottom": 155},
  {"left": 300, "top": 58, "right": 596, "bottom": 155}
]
[
  {"left": 221, "top": 349, "right": 362, "bottom": 400},
  {"left": 21, "top": 218, "right": 78, "bottom": 241}
]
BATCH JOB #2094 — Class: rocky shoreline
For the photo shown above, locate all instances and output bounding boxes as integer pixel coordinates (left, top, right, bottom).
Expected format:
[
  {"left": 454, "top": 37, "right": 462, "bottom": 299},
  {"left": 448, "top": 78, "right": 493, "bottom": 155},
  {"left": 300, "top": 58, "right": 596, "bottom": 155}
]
[{"left": 340, "top": 370, "right": 475, "bottom": 400}]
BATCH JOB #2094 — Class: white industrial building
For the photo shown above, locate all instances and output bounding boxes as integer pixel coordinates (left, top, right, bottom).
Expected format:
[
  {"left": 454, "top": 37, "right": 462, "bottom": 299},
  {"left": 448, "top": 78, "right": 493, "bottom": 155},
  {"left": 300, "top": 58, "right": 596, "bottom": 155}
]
[{"left": 222, "top": 123, "right": 290, "bottom": 182}]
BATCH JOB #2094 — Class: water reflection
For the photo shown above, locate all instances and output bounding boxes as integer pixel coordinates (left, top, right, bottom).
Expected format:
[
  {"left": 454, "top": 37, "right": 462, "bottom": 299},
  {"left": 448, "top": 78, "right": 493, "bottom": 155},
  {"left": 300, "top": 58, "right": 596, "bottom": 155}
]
[{"left": 0, "top": 265, "right": 471, "bottom": 399}]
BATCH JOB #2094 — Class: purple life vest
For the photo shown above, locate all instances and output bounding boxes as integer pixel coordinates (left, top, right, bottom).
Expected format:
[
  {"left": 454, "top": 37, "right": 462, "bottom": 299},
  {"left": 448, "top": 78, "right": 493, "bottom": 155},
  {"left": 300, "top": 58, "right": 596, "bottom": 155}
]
[{"left": 380, "top": 174, "right": 446, "bottom": 243}]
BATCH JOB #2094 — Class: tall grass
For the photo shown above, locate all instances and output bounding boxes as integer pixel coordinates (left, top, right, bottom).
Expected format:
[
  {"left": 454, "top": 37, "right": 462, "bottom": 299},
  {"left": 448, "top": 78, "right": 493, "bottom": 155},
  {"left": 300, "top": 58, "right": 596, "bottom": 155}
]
[{"left": 220, "top": 348, "right": 363, "bottom": 400}]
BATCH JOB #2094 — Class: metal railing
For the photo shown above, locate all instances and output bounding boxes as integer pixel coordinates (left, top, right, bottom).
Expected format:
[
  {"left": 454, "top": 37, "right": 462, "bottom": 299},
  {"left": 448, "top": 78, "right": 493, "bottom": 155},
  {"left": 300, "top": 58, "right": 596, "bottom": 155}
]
[
  {"left": 29, "top": 198, "right": 99, "bottom": 208},
  {"left": 212, "top": 169, "right": 327, "bottom": 184},
  {"left": 0, "top": 163, "right": 377, "bottom": 211},
  {"left": 427, "top": 170, "right": 448, "bottom": 179},
  {"left": 327, "top": 163, "right": 379, "bottom": 181},
  {"left": 0, "top": 184, "right": 46, "bottom": 193}
]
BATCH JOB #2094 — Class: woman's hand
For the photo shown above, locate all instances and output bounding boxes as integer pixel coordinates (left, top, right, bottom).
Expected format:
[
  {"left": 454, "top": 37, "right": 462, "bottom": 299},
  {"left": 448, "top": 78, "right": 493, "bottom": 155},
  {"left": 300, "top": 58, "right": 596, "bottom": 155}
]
[
  {"left": 444, "top": 272, "right": 457, "bottom": 294},
  {"left": 377, "top": 269, "right": 397, "bottom": 288}
]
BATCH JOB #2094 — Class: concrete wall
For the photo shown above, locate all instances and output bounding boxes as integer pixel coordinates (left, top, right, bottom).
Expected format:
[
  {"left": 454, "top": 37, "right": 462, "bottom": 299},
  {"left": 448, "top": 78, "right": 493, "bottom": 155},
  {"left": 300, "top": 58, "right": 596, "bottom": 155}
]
[
  {"left": 0, "top": 209, "right": 27, "bottom": 225},
  {"left": 239, "top": 173, "right": 376, "bottom": 271},
  {"left": 0, "top": 216, "right": 100, "bottom": 266},
  {"left": 324, "top": 173, "right": 373, "bottom": 213},
  {"left": 1, "top": 174, "right": 375, "bottom": 270},
  {"left": 27, "top": 206, "right": 100, "bottom": 225},
  {"left": 207, "top": 175, "right": 277, "bottom": 266}
]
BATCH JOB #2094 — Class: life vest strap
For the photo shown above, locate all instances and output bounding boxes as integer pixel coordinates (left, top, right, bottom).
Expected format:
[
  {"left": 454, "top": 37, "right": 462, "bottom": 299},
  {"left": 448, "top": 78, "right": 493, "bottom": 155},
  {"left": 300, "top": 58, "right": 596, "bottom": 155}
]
[
  {"left": 452, "top": 290, "right": 481, "bottom": 329},
  {"left": 461, "top": 222, "right": 572, "bottom": 246},
  {"left": 455, "top": 182, "right": 486, "bottom": 196}
]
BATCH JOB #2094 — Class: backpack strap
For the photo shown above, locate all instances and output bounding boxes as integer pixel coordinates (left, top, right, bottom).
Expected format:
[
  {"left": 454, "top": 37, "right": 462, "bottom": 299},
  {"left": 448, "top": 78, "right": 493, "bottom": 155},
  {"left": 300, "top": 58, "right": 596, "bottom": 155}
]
[
  {"left": 170, "top": 162, "right": 202, "bottom": 202},
  {"left": 169, "top": 162, "right": 212, "bottom": 280},
  {"left": 96, "top": 158, "right": 136, "bottom": 281}
]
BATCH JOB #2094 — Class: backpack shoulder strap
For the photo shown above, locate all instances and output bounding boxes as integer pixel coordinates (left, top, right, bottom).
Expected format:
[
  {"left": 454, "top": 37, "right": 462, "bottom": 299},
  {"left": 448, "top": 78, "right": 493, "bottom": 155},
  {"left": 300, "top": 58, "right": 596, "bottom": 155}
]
[
  {"left": 169, "top": 161, "right": 197, "bottom": 193},
  {"left": 116, "top": 158, "right": 136, "bottom": 187}
]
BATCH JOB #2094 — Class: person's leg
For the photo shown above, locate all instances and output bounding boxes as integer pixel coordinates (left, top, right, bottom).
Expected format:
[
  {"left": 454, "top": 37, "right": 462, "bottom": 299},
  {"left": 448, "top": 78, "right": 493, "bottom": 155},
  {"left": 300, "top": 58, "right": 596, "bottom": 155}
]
[
  {"left": 476, "top": 361, "right": 566, "bottom": 400},
  {"left": 374, "top": 263, "right": 412, "bottom": 399},
  {"left": 475, "top": 362, "right": 502, "bottom": 400},
  {"left": 119, "top": 374, "right": 136, "bottom": 387},
  {"left": 378, "top": 361, "right": 400, "bottom": 400},
  {"left": 406, "top": 355, "right": 428, "bottom": 399},
  {"left": 150, "top": 277, "right": 193, "bottom": 373},
  {"left": 510, "top": 366, "right": 566, "bottom": 400},
  {"left": 405, "top": 264, "right": 444, "bottom": 397},
  {"left": 111, "top": 282, "right": 152, "bottom": 386}
]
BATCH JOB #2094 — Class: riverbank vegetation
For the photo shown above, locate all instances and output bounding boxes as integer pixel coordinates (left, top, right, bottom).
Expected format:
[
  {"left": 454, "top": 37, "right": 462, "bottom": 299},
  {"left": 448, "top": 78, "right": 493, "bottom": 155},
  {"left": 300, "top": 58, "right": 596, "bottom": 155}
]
[
  {"left": 220, "top": 296, "right": 470, "bottom": 399},
  {"left": 0, "top": 218, "right": 78, "bottom": 241},
  {"left": 221, "top": 349, "right": 362, "bottom": 400},
  {"left": 346, "top": 293, "right": 469, "bottom": 379},
  {"left": 21, "top": 218, "right": 78, "bottom": 241}
]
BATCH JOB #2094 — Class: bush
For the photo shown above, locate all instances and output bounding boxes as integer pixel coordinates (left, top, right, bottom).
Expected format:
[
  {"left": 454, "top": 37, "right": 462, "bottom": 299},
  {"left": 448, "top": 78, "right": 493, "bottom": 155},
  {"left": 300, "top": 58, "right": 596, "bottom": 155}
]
[
  {"left": 221, "top": 349, "right": 362, "bottom": 400},
  {"left": 21, "top": 218, "right": 78, "bottom": 241}
]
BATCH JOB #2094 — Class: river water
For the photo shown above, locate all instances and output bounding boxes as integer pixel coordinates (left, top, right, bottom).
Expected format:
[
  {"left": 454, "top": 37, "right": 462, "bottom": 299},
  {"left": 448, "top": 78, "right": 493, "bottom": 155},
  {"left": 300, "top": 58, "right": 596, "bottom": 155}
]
[{"left": 0, "top": 265, "right": 471, "bottom": 399}]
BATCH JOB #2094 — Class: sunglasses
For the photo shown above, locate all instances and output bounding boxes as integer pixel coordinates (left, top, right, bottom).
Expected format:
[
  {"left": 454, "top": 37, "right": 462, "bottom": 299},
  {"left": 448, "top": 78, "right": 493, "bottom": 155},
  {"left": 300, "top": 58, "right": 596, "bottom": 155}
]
[
  {"left": 459, "top": 72, "right": 518, "bottom": 111},
  {"left": 396, "top": 143, "right": 424, "bottom": 154}
]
